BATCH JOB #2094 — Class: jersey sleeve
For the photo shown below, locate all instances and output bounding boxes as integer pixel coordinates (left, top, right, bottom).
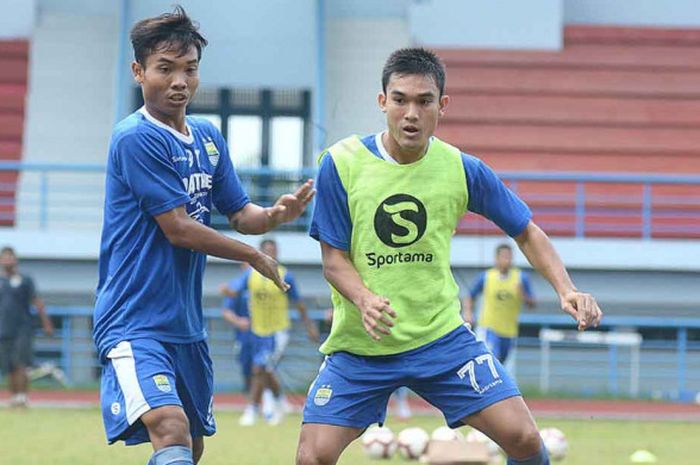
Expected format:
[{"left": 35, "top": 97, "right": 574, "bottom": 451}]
[
  {"left": 309, "top": 153, "right": 352, "bottom": 251},
  {"left": 469, "top": 272, "right": 486, "bottom": 298},
  {"left": 209, "top": 126, "right": 251, "bottom": 216},
  {"left": 462, "top": 154, "right": 532, "bottom": 237},
  {"left": 114, "top": 131, "right": 191, "bottom": 216},
  {"left": 521, "top": 272, "right": 534, "bottom": 299},
  {"left": 26, "top": 277, "right": 37, "bottom": 301},
  {"left": 285, "top": 271, "right": 300, "bottom": 303}
]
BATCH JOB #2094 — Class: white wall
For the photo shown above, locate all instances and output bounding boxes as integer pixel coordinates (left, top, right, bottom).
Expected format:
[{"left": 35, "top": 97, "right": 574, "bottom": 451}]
[
  {"left": 324, "top": 18, "right": 410, "bottom": 147},
  {"left": 565, "top": 0, "right": 700, "bottom": 27},
  {"left": 0, "top": 0, "right": 36, "bottom": 38},
  {"left": 410, "top": 0, "right": 563, "bottom": 50}
]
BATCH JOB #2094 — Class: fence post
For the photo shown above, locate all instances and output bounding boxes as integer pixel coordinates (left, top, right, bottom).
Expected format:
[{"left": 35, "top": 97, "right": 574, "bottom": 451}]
[
  {"left": 39, "top": 171, "right": 49, "bottom": 229},
  {"left": 575, "top": 183, "right": 585, "bottom": 238},
  {"left": 678, "top": 327, "right": 687, "bottom": 399},
  {"left": 608, "top": 342, "right": 618, "bottom": 396},
  {"left": 642, "top": 184, "right": 652, "bottom": 239}
]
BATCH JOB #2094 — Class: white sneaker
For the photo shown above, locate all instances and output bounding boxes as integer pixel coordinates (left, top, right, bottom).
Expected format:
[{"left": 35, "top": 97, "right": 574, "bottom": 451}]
[
  {"left": 238, "top": 406, "right": 257, "bottom": 426},
  {"left": 266, "top": 401, "right": 285, "bottom": 426},
  {"left": 261, "top": 389, "right": 275, "bottom": 419}
]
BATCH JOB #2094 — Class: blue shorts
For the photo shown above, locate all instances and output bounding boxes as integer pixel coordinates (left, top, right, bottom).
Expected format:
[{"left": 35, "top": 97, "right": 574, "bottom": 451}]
[
  {"left": 236, "top": 331, "right": 254, "bottom": 379},
  {"left": 303, "top": 324, "right": 520, "bottom": 429},
  {"left": 480, "top": 328, "right": 515, "bottom": 363},
  {"left": 99, "top": 338, "right": 216, "bottom": 445},
  {"left": 251, "top": 330, "right": 290, "bottom": 371}
]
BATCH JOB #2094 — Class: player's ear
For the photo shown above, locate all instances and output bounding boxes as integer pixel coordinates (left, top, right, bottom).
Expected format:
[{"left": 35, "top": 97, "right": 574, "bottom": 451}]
[
  {"left": 438, "top": 94, "right": 450, "bottom": 117},
  {"left": 132, "top": 61, "right": 144, "bottom": 84},
  {"left": 378, "top": 92, "right": 387, "bottom": 113}
]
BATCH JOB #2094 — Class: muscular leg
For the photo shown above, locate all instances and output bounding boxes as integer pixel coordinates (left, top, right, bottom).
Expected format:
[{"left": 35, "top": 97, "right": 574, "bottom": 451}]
[
  {"left": 296, "top": 423, "right": 364, "bottom": 465},
  {"left": 142, "top": 405, "right": 192, "bottom": 452},
  {"left": 461, "top": 396, "right": 543, "bottom": 461},
  {"left": 192, "top": 437, "right": 204, "bottom": 464}
]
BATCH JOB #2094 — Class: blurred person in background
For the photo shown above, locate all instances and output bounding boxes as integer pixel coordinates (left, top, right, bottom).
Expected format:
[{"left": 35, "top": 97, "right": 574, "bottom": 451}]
[
  {"left": 92, "top": 6, "right": 314, "bottom": 465},
  {"left": 221, "top": 262, "right": 254, "bottom": 394},
  {"left": 0, "top": 246, "right": 54, "bottom": 408},
  {"left": 221, "top": 239, "right": 319, "bottom": 426},
  {"left": 462, "top": 243, "right": 535, "bottom": 364}
]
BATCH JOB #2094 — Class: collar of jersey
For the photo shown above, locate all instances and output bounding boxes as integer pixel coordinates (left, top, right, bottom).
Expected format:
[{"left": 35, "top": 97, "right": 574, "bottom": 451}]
[
  {"left": 139, "top": 106, "right": 194, "bottom": 145},
  {"left": 374, "top": 131, "right": 433, "bottom": 165}
]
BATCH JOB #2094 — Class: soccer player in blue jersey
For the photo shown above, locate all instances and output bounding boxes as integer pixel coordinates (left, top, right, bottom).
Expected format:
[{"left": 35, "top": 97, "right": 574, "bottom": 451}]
[
  {"left": 295, "top": 48, "right": 602, "bottom": 465},
  {"left": 93, "top": 7, "right": 314, "bottom": 465}
]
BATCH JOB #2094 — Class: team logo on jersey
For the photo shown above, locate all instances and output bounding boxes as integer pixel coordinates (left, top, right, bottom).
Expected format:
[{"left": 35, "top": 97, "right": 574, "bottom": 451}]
[
  {"left": 313, "top": 384, "right": 333, "bottom": 406},
  {"left": 373, "top": 194, "right": 427, "bottom": 248},
  {"left": 204, "top": 141, "right": 220, "bottom": 167},
  {"left": 153, "top": 375, "right": 172, "bottom": 393},
  {"left": 111, "top": 402, "right": 121, "bottom": 415}
]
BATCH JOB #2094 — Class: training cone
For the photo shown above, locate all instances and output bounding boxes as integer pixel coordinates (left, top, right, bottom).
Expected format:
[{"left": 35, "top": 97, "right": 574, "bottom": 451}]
[{"left": 630, "top": 450, "right": 657, "bottom": 463}]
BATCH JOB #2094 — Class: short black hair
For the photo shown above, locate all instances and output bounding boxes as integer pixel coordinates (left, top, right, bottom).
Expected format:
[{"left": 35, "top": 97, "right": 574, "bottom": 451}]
[
  {"left": 260, "top": 238, "right": 277, "bottom": 249},
  {"left": 381, "top": 48, "right": 446, "bottom": 96},
  {"left": 130, "top": 5, "right": 208, "bottom": 67},
  {"left": 1, "top": 246, "right": 15, "bottom": 255},
  {"left": 496, "top": 243, "right": 512, "bottom": 254}
]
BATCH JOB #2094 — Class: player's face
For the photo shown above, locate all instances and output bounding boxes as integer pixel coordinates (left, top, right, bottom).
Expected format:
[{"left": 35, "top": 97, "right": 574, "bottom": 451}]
[
  {"left": 261, "top": 243, "right": 278, "bottom": 260},
  {"left": 0, "top": 251, "right": 17, "bottom": 271},
  {"left": 495, "top": 249, "right": 512, "bottom": 271},
  {"left": 132, "top": 43, "right": 200, "bottom": 119},
  {"left": 378, "top": 73, "right": 449, "bottom": 156}
]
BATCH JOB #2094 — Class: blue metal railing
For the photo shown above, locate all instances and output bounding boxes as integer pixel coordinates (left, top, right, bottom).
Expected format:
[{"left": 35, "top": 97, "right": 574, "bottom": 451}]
[
  {"left": 2, "top": 162, "right": 700, "bottom": 238},
  {"left": 22, "top": 306, "right": 700, "bottom": 399}
]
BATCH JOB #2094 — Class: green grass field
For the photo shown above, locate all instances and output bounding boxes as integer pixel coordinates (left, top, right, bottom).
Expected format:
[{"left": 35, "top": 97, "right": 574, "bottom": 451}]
[{"left": 0, "top": 408, "right": 697, "bottom": 465}]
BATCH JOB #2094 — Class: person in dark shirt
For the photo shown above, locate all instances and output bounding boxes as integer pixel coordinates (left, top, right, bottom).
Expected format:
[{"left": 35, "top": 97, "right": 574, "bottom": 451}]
[{"left": 0, "top": 246, "right": 53, "bottom": 407}]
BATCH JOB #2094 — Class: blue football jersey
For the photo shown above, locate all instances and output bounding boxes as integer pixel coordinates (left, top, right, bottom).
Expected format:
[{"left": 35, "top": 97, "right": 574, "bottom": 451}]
[{"left": 93, "top": 108, "right": 250, "bottom": 359}]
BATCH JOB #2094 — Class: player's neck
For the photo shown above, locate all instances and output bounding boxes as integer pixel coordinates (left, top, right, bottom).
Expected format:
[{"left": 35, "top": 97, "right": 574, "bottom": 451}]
[
  {"left": 2, "top": 267, "right": 16, "bottom": 277},
  {"left": 143, "top": 104, "right": 189, "bottom": 136},
  {"left": 381, "top": 132, "right": 428, "bottom": 164}
]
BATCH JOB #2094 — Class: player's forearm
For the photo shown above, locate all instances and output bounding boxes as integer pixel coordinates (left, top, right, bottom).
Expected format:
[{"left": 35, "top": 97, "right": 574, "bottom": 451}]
[
  {"left": 321, "top": 246, "right": 375, "bottom": 308},
  {"left": 170, "top": 217, "right": 260, "bottom": 263},
  {"left": 228, "top": 203, "right": 279, "bottom": 235},
  {"left": 515, "top": 221, "right": 576, "bottom": 299}
]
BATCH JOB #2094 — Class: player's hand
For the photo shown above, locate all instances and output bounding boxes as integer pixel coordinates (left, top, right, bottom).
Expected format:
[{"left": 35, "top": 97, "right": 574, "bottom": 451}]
[
  {"left": 236, "top": 317, "right": 251, "bottom": 332},
  {"left": 305, "top": 320, "right": 320, "bottom": 343},
  {"left": 357, "top": 293, "right": 397, "bottom": 341},
  {"left": 250, "top": 251, "right": 289, "bottom": 292},
  {"left": 560, "top": 290, "right": 603, "bottom": 331},
  {"left": 265, "top": 179, "right": 316, "bottom": 226}
]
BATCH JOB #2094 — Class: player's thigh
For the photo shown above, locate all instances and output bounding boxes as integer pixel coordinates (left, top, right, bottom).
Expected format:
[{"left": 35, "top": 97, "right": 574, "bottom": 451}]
[
  {"left": 100, "top": 339, "right": 183, "bottom": 445},
  {"left": 173, "top": 340, "right": 216, "bottom": 440},
  {"left": 408, "top": 326, "right": 520, "bottom": 429},
  {"left": 141, "top": 404, "right": 191, "bottom": 449},
  {"left": 462, "top": 396, "right": 541, "bottom": 459},
  {"left": 303, "top": 353, "right": 397, "bottom": 429},
  {"left": 14, "top": 329, "right": 33, "bottom": 368},
  {"left": 296, "top": 423, "right": 364, "bottom": 465}
]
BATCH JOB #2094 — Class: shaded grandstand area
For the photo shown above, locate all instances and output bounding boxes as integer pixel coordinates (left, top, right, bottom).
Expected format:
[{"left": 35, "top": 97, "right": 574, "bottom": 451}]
[
  {"left": 0, "top": 39, "right": 28, "bottom": 226},
  {"left": 437, "top": 25, "right": 700, "bottom": 238}
]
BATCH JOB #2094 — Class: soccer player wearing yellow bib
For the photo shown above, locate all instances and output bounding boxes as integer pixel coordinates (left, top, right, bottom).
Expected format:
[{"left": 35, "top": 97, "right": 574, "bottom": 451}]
[
  {"left": 463, "top": 244, "right": 536, "bottom": 364},
  {"left": 295, "top": 48, "right": 602, "bottom": 465},
  {"left": 223, "top": 239, "right": 319, "bottom": 426}
]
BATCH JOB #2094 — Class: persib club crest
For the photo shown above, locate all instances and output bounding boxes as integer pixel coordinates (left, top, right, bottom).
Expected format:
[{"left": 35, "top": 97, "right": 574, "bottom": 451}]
[
  {"left": 313, "top": 384, "right": 333, "bottom": 406},
  {"left": 205, "top": 140, "right": 220, "bottom": 167},
  {"left": 153, "top": 374, "right": 172, "bottom": 393}
]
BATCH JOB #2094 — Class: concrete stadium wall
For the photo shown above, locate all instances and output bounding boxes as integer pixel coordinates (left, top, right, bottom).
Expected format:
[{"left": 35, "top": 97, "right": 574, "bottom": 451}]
[{"left": 565, "top": 0, "right": 700, "bottom": 27}]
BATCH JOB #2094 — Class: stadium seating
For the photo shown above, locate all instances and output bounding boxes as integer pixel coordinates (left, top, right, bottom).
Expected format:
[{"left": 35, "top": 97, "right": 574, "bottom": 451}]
[
  {"left": 0, "top": 40, "right": 29, "bottom": 226},
  {"left": 438, "top": 26, "right": 700, "bottom": 238}
]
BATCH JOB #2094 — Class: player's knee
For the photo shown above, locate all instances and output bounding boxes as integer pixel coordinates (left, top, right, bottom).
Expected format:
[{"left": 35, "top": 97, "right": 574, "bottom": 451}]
[
  {"left": 142, "top": 406, "right": 191, "bottom": 447},
  {"left": 296, "top": 439, "right": 333, "bottom": 465},
  {"left": 505, "top": 424, "right": 543, "bottom": 460}
]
